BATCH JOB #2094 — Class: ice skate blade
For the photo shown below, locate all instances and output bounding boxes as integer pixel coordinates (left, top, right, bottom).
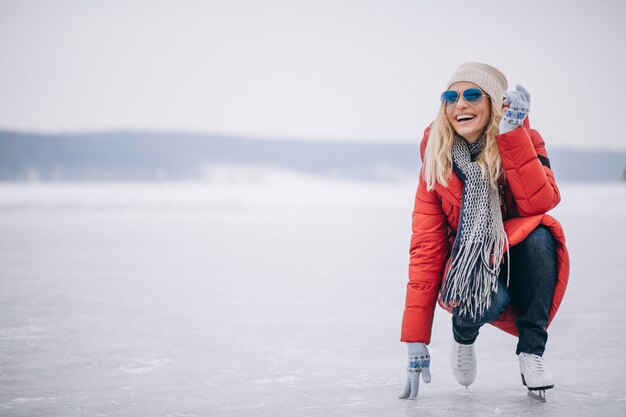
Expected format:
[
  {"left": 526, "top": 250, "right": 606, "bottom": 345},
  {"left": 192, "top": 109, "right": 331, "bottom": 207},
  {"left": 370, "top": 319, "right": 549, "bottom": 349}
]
[{"left": 527, "top": 389, "right": 546, "bottom": 403}]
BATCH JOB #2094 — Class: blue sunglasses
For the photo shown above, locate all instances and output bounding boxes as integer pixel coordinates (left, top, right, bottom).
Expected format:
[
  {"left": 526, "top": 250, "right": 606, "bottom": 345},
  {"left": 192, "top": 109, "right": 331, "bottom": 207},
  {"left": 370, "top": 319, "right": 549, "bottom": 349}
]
[{"left": 440, "top": 88, "right": 488, "bottom": 105}]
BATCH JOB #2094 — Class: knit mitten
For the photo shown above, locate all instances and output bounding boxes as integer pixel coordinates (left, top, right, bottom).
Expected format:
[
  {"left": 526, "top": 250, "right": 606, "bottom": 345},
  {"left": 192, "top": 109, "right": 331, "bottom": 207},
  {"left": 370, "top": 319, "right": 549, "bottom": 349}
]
[
  {"left": 399, "top": 342, "right": 431, "bottom": 400},
  {"left": 499, "top": 84, "right": 531, "bottom": 134}
]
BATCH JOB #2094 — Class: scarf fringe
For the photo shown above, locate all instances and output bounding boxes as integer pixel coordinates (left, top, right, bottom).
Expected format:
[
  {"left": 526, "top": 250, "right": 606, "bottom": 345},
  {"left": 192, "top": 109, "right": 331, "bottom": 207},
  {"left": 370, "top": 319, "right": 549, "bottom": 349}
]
[{"left": 441, "top": 233, "right": 508, "bottom": 319}]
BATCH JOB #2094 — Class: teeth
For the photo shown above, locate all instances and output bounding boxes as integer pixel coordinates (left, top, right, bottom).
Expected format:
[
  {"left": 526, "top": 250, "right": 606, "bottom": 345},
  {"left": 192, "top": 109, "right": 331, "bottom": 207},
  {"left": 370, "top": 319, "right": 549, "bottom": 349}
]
[{"left": 456, "top": 114, "right": 475, "bottom": 121}]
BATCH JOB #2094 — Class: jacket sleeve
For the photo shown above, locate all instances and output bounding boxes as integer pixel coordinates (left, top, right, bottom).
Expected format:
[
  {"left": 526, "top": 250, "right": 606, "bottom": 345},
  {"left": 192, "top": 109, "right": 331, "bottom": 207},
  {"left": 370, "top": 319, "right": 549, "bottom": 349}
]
[
  {"left": 497, "top": 119, "right": 561, "bottom": 216},
  {"left": 400, "top": 165, "right": 450, "bottom": 344}
]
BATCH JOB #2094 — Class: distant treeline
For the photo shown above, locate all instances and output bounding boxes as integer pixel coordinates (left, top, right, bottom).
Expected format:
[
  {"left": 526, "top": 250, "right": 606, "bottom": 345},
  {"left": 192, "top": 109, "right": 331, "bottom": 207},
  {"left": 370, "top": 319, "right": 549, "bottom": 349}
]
[{"left": 0, "top": 130, "right": 624, "bottom": 182}]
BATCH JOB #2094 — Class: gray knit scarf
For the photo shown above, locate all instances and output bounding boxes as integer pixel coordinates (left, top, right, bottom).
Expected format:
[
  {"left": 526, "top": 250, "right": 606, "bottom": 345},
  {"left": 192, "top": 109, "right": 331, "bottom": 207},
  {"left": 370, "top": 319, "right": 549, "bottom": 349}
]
[{"left": 440, "top": 135, "right": 509, "bottom": 319}]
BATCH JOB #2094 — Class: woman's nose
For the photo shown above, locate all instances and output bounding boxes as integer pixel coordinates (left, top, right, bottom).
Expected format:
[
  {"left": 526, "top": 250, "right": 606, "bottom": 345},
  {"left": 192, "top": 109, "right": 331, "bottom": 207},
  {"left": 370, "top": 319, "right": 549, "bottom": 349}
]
[{"left": 455, "top": 96, "right": 469, "bottom": 108}]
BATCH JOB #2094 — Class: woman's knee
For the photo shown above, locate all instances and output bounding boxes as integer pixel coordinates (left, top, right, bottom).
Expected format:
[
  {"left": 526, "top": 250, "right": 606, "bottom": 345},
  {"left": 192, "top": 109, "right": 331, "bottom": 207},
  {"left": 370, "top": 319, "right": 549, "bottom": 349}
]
[
  {"left": 454, "top": 286, "right": 509, "bottom": 326},
  {"left": 483, "top": 286, "right": 509, "bottom": 322},
  {"left": 522, "top": 225, "right": 556, "bottom": 251}
]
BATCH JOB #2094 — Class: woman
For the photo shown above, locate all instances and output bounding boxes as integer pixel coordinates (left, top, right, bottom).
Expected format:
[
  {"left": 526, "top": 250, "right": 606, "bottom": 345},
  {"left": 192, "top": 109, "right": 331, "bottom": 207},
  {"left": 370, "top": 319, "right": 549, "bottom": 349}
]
[{"left": 398, "top": 62, "right": 569, "bottom": 400}]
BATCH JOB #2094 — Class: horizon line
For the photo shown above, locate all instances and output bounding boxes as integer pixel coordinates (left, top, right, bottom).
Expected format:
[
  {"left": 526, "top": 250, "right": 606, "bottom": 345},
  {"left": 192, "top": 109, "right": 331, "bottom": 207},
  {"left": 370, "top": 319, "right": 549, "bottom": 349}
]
[{"left": 1, "top": 127, "right": 625, "bottom": 153}]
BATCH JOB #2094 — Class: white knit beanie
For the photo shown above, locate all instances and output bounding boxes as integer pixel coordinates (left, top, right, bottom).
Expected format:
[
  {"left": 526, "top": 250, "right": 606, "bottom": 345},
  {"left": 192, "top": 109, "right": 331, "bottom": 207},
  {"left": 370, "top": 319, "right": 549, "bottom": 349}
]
[{"left": 447, "top": 62, "right": 508, "bottom": 105}]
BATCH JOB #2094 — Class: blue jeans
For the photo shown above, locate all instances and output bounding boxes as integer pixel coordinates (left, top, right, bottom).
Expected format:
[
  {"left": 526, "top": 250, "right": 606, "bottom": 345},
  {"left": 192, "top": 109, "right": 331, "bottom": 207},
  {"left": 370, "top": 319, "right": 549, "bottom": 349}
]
[{"left": 452, "top": 226, "right": 557, "bottom": 356}]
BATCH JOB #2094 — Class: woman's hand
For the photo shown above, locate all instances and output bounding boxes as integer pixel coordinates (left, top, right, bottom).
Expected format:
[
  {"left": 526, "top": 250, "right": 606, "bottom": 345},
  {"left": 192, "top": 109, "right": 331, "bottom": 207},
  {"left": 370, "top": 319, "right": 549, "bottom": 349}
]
[
  {"left": 398, "top": 342, "right": 431, "bottom": 400},
  {"left": 499, "top": 84, "right": 531, "bottom": 134}
]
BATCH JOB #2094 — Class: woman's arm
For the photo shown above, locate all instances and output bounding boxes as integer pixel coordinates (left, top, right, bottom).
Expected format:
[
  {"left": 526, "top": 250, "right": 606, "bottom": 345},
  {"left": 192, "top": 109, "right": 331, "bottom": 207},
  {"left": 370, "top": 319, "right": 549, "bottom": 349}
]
[
  {"left": 401, "top": 172, "right": 450, "bottom": 344},
  {"left": 497, "top": 119, "right": 561, "bottom": 216}
]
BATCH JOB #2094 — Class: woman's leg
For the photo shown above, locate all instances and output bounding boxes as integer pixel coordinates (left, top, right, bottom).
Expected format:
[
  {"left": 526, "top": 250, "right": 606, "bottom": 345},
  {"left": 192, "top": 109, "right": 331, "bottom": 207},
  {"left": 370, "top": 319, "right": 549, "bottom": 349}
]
[
  {"left": 452, "top": 274, "right": 510, "bottom": 344},
  {"left": 449, "top": 263, "right": 510, "bottom": 388},
  {"left": 508, "top": 225, "right": 558, "bottom": 356}
]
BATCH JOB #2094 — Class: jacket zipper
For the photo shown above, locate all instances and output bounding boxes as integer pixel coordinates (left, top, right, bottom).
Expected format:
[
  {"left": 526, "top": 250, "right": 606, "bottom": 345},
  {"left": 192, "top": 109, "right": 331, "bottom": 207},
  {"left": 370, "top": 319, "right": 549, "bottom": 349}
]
[{"left": 499, "top": 184, "right": 508, "bottom": 219}]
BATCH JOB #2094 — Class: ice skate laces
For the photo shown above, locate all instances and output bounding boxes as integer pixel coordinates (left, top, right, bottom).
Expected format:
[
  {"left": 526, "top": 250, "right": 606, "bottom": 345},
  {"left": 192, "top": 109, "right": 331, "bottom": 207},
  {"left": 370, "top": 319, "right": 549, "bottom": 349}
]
[
  {"left": 455, "top": 344, "right": 474, "bottom": 370},
  {"left": 522, "top": 353, "right": 546, "bottom": 375}
]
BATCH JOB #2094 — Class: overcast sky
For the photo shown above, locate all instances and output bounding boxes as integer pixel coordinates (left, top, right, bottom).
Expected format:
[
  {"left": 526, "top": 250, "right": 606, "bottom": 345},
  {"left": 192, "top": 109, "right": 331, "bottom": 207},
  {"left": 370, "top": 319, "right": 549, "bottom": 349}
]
[{"left": 1, "top": 0, "right": 625, "bottom": 150}]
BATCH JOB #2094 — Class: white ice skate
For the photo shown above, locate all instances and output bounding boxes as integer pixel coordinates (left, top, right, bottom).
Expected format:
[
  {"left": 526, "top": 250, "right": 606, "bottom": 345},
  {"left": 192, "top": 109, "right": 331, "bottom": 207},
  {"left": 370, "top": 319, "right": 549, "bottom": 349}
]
[
  {"left": 450, "top": 340, "right": 477, "bottom": 388},
  {"left": 518, "top": 352, "right": 554, "bottom": 402}
]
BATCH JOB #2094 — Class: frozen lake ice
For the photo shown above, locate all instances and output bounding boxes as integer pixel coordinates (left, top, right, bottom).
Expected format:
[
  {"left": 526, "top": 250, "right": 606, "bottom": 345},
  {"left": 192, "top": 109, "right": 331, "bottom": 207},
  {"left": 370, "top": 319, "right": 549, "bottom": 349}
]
[{"left": 1, "top": 174, "right": 625, "bottom": 416}]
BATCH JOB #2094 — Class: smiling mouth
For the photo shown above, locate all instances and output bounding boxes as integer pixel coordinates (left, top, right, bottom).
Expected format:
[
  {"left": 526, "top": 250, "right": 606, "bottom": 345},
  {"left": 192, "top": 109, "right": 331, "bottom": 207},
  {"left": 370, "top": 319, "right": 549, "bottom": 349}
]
[{"left": 455, "top": 114, "right": 476, "bottom": 124}]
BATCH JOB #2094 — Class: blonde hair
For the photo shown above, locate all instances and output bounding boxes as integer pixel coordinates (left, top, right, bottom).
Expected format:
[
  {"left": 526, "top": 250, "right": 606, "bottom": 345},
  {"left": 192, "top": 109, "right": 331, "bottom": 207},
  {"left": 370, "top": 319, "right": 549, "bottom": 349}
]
[{"left": 423, "top": 98, "right": 504, "bottom": 190}]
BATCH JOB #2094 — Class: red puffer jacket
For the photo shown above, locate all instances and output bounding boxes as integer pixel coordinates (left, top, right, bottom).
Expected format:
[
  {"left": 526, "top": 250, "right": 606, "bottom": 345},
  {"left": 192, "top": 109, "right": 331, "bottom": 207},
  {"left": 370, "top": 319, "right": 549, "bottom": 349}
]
[{"left": 400, "top": 119, "right": 570, "bottom": 344}]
